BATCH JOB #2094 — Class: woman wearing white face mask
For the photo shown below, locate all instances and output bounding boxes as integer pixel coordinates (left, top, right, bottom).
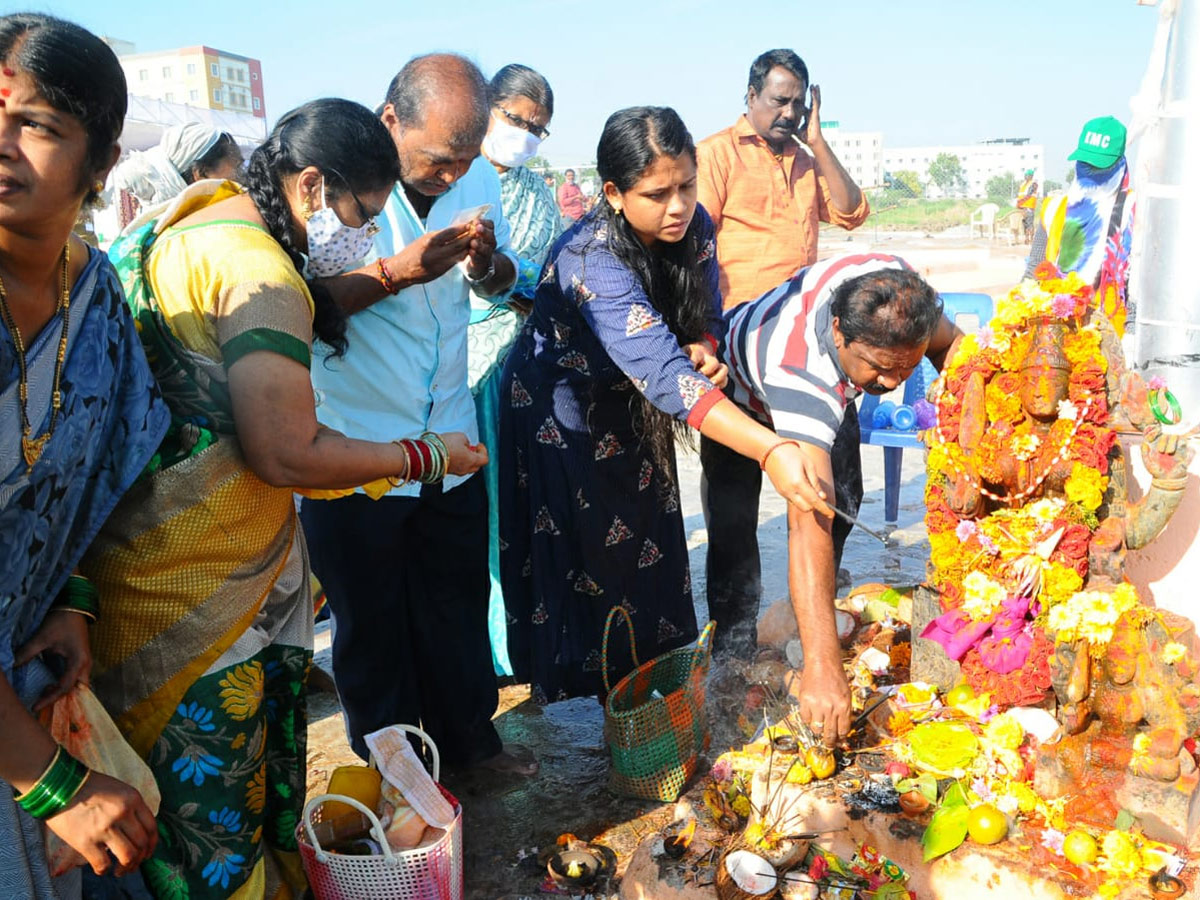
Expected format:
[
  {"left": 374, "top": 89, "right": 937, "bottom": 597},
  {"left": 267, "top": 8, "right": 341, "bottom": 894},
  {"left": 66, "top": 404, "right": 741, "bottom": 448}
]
[
  {"left": 470, "top": 64, "right": 560, "bottom": 676},
  {"left": 86, "top": 99, "right": 487, "bottom": 899}
]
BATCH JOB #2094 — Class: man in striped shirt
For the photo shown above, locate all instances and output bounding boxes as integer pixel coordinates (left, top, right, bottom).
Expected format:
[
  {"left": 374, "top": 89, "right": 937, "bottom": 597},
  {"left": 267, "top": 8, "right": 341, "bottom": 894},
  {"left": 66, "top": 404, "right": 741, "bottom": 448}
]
[{"left": 722, "top": 253, "right": 960, "bottom": 741}]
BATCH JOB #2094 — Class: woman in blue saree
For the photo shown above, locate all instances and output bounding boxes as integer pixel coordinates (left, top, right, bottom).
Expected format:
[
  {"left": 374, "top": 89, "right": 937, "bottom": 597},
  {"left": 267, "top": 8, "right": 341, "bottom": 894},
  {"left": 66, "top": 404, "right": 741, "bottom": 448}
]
[{"left": 0, "top": 15, "right": 168, "bottom": 898}]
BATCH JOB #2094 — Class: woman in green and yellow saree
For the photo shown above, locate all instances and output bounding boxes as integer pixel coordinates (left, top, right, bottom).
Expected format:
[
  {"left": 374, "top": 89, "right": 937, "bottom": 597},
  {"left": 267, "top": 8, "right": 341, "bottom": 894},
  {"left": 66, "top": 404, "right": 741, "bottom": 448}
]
[{"left": 82, "top": 100, "right": 488, "bottom": 900}]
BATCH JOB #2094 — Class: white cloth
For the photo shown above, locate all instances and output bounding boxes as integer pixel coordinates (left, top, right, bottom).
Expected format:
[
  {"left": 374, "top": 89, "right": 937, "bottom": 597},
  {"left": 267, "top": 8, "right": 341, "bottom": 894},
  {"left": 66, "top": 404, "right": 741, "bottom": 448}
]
[
  {"left": 109, "top": 122, "right": 223, "bottom": 205},
  {"left": 310, "top": 156, "right": 517, "bottom": 497}
]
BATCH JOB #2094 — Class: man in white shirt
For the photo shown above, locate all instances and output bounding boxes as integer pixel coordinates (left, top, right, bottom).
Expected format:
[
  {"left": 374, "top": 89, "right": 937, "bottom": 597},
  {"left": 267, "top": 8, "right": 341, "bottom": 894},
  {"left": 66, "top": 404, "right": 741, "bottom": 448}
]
[{"left": 302, "top": 54, "right": 535, "bottom": 774}]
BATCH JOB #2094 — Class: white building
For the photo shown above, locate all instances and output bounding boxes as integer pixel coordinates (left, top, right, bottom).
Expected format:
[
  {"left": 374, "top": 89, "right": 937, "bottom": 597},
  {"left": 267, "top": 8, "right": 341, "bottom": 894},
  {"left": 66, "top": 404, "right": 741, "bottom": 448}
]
[
  {"left": 822, "top": 123, "right": 884, "bottom": 189},
  {"left": 111, "top": 42, "right": 266, "bottom": 120},
  {"left": 882, "top": 138, "right": 1044, "bottom": 199}
]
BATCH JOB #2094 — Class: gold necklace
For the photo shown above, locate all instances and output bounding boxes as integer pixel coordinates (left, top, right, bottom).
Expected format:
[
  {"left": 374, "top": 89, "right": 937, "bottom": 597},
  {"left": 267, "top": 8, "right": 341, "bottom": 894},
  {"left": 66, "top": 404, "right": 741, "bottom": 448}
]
[{"left": 0, "top": 243, "right": 71, "bottom": 471}]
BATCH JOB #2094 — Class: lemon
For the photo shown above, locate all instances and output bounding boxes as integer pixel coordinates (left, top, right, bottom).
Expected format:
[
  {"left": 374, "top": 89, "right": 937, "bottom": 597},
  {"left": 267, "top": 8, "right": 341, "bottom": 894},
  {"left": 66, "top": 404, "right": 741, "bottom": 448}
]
[
  {"left": 1063, "top": 830, "right": 1098, "bottom": 865},
  {"left": 944, "top": 683, "right": 975, "bottom": 708},
  {"left": 966, "top": 803, "right": 1008, "bottom": 845}
]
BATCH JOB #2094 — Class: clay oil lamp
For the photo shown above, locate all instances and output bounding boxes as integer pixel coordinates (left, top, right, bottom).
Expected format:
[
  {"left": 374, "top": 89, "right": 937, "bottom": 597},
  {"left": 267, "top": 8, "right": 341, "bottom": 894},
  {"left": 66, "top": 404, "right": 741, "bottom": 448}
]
[
  {"left": 547, "top": 847, "right": 604, "bottom": 891},
  {"left": 664, "top": 819, "right": 696, "bottom": 859},
  {"left": 771, "top": 734, "right": 799, "bottom": 755},
  {"left": 1149, "top": 867, "right": 1186, "bottom": 900},
  {"left": 897, "top": 789, "right": 931, "bottom": 818}
]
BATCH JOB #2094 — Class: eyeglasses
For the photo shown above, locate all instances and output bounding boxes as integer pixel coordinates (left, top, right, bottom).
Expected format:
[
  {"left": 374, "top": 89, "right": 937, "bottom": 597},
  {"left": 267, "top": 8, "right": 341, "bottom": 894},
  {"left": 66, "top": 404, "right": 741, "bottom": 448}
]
[
  {"left": 325, "top": 167, "right": 381, "bottom": 236},
  {"left": 346, "top": 186, "right": 381, "bottom": 237},
  {"left": 497, "top": 106, "right": 550, "bottom": 140}
]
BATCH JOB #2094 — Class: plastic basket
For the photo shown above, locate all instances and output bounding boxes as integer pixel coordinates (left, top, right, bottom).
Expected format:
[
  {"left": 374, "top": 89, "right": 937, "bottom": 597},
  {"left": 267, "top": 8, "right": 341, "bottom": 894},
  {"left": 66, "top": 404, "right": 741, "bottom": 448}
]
[
  {"left": 602, "top": 607, "right": 715, "bottom": 801},
  {"left": 298, "top": 724, "right": 463, "bottom": 900}
]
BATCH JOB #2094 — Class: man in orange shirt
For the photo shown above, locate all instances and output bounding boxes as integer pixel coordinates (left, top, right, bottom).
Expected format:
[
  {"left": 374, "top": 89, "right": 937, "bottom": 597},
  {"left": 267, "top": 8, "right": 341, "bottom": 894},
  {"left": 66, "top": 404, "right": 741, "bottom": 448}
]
[{"left": 697, "top": 48, "right": 869, "bottom": 659}]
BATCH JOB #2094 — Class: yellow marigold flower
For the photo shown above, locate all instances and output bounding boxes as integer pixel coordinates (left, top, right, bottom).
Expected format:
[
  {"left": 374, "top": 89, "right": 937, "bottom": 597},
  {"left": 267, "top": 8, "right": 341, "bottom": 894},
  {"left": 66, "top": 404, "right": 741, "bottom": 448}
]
[
  {"left": 246, "top": 765, "right": 266, "bottom": 815},
  {"left": 985, "top": 713, "right": 1025, "bottom": 751},
  {"left": 1099, "top": 830, "right": 1145, "bottom": 879},
  {"left": 219, "top": 661, "right": 265, "bottom": 722},
  {"left": 1112, "top": 583, "right": 1138, "bottom": 608},
  {"left": 962, "top": 571, "right": 1007, "bottom": 621},
  {"left": 1063, "top": 326, "right": 1102, "bottom": 368},
  {"left": 1162, "top": 642, "right": 1187, "bottom": 665},
  {"left": 1041, "top": 564, "right": 1084, "bottom": 609},
  {"left": 986, "top": 380, "right": 1023, "bottom": 424},
  {"left": 951, "top": 333, "right": 980, "bottom": 366},
  {"left": 1008, "top": 781, "right": 1039, "bottom": 814},
  {"left": 744, "top": 822, "right": 767, "bottom": 847},
  {"left": 731, "top": 794, "right": 752, "bottom": 818},
  {"left": 1064, "top": 463, "right": 1108, "bottom": 512}
]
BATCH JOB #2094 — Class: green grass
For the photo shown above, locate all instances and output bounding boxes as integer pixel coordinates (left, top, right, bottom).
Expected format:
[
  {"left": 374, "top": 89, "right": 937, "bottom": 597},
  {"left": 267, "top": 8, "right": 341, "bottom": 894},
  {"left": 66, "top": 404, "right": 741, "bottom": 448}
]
[{"left": 863, "top": 194, "right": 1016, "bottom": 233}]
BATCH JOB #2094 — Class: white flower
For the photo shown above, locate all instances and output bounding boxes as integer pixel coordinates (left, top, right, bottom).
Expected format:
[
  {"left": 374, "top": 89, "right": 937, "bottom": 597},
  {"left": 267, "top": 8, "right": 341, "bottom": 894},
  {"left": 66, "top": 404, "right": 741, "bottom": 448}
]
[{"left": 1057, "top": 400, "right": 1078, "bottom": 422}]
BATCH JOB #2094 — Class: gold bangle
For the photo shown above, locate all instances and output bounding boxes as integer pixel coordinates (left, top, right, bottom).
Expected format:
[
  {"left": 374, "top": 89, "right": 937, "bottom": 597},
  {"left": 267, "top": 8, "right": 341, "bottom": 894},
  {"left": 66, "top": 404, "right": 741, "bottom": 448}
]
[{"left": 388, "top": 439, "right": 411, "bottom": 486}]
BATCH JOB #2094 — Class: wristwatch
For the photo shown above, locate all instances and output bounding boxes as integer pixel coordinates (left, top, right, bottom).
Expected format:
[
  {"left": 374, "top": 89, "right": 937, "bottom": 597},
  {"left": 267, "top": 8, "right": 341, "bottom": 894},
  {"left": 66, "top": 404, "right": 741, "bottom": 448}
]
[{"left": 465, "top": 256, "right": 495, "bottom": 285}]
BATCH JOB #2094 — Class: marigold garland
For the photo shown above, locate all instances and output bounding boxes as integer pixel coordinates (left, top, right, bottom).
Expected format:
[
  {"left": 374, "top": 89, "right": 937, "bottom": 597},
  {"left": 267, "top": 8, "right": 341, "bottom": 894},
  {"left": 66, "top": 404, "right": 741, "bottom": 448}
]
[{"left": 922, "top": 268, "right": 1130, "bottom": 701}]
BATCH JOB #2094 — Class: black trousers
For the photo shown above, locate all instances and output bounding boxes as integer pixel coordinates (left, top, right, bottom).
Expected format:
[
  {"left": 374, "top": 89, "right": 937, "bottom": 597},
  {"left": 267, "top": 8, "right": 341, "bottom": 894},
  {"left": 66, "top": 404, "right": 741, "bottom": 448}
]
[
  {"left": 700, "top": 405, "right": 864, "bottom": 656},
  {"left": 300, "top": 476, "right": 502, "bottom": 765}
]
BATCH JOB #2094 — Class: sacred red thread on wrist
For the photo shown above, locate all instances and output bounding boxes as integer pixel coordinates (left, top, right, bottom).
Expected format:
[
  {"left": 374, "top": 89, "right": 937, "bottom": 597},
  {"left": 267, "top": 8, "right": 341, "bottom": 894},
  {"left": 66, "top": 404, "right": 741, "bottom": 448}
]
[
  {"left": 760, "top": 439, "right": 798, "bottom": 470},
  {"left": 376, "top": 257, "right": 401, "bottom": 295}
]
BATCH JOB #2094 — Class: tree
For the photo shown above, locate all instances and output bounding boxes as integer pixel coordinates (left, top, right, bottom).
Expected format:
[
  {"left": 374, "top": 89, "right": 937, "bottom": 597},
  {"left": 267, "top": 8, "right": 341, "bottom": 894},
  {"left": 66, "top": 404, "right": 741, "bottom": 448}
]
[
  {"left": 985, "top": 171, "right": 1017, "bottom": 205},
  {"left": 891, "top": 169, "right": 922, "bottom": 198},
  {"left": 1065, "top": 167, "right": 1076, "bottom": 185},
  {"left": 526, "top": 154, "right": 553, "bottom": 172},
  {"left": 928, "top": 153, "right": 966, "bottom": 197},
  {"left": 1044, "top": 179, "right": 1063, "bottom": 193}
]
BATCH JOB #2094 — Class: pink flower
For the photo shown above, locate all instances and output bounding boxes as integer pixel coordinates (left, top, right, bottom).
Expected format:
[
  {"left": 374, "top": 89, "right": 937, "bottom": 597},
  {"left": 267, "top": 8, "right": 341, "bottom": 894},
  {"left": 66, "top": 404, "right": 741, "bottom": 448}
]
[
  {"left": 978, "top": 628, "right": 1033, "bottom": 674},
  {"left": 1148, "top": 375, "right": 1167, "bottom": 391},
  {"left": 710, "top": 759, "right": 732, "bottom": 782},
  {"left": 1040, "top": 828, "right": 1066, "bottom": 855},
  {"left": 972, "top": 777, "right": 993, "bottom": 802},
  {"left": 979, "top": 704, "right": 1000, "bottom": 723},
  {"left": 956, "top": 520, "right": 978, "bottom": 542},
  {"left": 979, "top": 534, "right": 999, "bottom": 555},
  {"left": 921, "top": 609, "right": 994, "bottom": 661},
  {"left": 977, "top": 327, "right": 995, "bottom": 349},
  {"left": 1051, "top": 293, "right": 1076, "bottom": 318}
]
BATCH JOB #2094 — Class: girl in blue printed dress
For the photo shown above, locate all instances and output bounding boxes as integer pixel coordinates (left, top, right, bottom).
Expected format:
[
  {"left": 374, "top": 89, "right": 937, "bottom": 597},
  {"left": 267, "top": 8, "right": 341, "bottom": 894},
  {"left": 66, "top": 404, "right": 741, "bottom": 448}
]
[{"left": 499, "top": 107, "right": 832, "bottom": 704}]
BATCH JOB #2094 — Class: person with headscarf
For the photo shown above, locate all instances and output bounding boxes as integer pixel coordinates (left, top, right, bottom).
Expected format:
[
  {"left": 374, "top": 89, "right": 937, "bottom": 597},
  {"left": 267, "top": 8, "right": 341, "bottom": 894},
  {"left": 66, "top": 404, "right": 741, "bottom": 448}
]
[{"left": 108, "top": 122, "right": 243, "bottom": 228}]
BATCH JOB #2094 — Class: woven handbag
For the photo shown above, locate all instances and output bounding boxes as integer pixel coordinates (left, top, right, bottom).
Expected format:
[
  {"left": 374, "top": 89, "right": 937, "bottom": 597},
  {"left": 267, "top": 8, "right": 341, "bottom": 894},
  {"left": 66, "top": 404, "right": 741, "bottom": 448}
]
[
  {"left": 298, "top": 725, "right": 463, "bottom": 900},
  {"left": 601, "top": 606, "right": 716, "bottom": 802}
]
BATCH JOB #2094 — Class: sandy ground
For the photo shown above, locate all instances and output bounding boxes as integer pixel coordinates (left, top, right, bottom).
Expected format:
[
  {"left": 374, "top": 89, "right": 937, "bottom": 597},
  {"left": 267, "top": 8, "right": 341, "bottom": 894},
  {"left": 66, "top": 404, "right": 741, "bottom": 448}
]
[{"left": 301, "top": 233, "right": 1032, "bottom": 898}]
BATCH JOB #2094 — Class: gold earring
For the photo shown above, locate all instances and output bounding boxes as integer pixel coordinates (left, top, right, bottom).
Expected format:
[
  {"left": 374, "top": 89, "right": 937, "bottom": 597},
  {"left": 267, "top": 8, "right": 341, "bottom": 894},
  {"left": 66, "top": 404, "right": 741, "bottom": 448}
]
[
  {"left": 300, "top": 197, "right": 313, "bottom": 221},
  {"left": 93, "top": 180, "right": 104, "bottom": 194}
]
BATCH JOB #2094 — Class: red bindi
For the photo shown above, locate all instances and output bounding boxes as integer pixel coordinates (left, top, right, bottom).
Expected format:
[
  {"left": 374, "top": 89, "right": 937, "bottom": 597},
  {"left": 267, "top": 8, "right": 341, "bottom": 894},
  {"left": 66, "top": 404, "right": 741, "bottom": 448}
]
[
  {"left": 1, "top": 68, "right": 13, "bottom": 77},
  {"left": 0, "top": 88, "right": 10, "bottom": 97}
]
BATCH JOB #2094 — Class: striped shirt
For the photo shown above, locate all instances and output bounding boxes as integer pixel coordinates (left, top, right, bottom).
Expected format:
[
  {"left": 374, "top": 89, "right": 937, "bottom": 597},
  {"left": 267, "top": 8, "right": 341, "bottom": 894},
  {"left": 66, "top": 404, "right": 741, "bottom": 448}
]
[{"left": 722, "top": 253, "right": 913, "bottom": 452}]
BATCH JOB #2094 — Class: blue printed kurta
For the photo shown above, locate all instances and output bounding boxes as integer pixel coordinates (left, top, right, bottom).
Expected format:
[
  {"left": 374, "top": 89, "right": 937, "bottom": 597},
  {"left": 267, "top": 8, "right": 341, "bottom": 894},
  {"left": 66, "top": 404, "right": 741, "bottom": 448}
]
[{"left": 498, "top": 208, "right": 724, "bottom": 704}]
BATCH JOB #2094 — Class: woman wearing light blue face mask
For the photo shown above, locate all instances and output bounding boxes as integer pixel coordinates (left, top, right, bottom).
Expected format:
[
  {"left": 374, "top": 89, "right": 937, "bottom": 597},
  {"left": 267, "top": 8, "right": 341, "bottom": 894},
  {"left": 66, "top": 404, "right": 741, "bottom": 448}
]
[
  {"left": 469, "top": 64, "right": 561, "bottom": 676},
  {"left": 86, "top": 99, "right": 487, "bottom": 899}
]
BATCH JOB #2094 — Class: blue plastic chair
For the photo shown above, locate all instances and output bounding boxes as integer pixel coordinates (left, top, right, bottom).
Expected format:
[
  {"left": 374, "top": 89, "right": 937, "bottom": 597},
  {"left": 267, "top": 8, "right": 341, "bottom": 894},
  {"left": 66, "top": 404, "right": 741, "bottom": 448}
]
[{"left": 857, "top": 292, "right": 993, "bottom": 524}]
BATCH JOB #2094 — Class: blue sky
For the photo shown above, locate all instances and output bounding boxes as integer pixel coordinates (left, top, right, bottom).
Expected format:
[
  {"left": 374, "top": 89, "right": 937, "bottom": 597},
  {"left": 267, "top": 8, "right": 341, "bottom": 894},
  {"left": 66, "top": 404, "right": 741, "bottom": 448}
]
[{"left": 29, "top": 0, "right": 1159, "bottom": 180}]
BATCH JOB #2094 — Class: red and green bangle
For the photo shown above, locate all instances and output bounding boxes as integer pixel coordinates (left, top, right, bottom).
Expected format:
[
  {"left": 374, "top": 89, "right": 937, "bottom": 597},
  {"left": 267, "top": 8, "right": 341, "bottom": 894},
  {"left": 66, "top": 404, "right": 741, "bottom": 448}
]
[
  {"left": 14, "top": 745, "right": 91, "bottom": 819},
  {"left": 53, "top": 575, "right": 99, "bottom": 623}
]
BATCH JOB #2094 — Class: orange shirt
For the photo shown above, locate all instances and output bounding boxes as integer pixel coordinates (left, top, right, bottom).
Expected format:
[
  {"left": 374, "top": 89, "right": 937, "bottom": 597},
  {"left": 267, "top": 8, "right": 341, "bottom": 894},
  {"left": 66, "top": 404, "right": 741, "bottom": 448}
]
[{"left": 697, "top": 115, "right": 870, "bottom": 309}]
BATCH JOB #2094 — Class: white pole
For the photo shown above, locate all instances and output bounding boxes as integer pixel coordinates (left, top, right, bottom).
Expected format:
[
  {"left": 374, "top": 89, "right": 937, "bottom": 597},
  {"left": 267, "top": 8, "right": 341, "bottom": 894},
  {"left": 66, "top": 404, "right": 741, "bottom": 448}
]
[
  {"left": 1129, "top": 0, "right": 1200, "bottom": 403},
  {"left": 1124, "top": 0, "right": 1200, "bottom": 620}
]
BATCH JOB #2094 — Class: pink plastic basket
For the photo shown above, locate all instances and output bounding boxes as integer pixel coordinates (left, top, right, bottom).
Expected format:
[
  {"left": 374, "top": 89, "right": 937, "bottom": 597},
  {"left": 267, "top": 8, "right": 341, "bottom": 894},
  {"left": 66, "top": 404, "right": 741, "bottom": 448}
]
[{"left": 298, "top": 725, "right": 463, "bottom": 900}]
